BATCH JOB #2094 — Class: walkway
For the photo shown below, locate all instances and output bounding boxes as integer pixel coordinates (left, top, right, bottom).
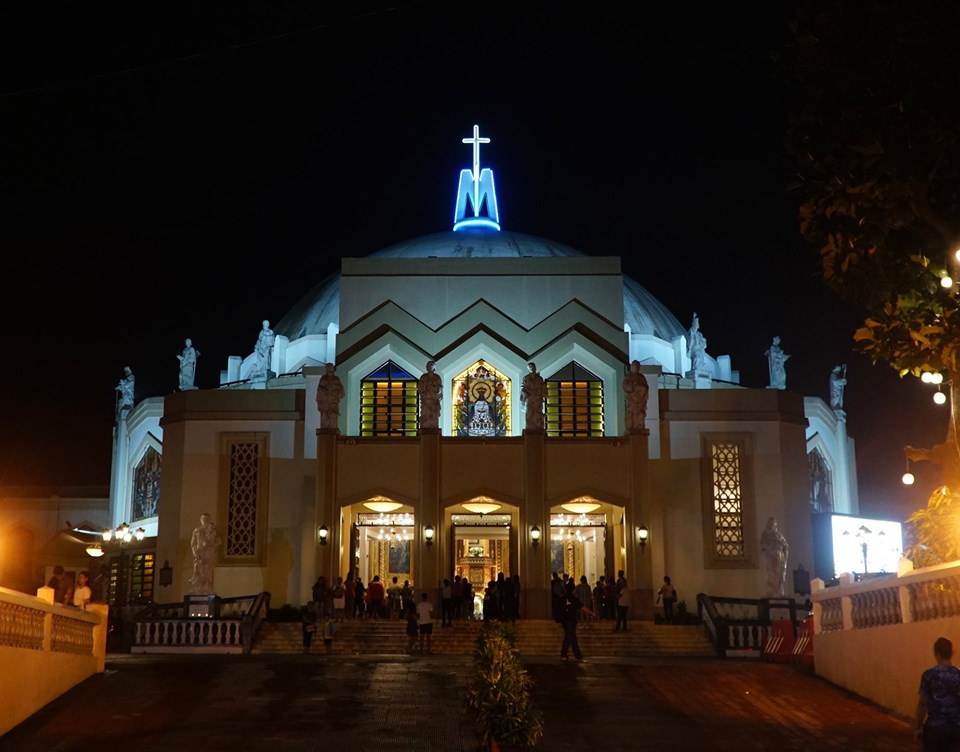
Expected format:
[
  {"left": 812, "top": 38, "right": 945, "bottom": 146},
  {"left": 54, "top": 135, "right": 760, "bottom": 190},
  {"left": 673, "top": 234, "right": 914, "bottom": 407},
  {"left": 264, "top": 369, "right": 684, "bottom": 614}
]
[{"left": 0, "top": 654, "right": 915, "bottom": 752}]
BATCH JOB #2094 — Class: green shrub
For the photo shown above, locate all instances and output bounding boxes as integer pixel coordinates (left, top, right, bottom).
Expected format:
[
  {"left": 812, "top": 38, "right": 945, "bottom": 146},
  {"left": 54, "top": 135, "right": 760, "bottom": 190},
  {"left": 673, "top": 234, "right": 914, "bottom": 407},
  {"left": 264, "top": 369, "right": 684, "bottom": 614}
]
[{"left": 466, "top": 622, "right": 543, "bottom": 748}]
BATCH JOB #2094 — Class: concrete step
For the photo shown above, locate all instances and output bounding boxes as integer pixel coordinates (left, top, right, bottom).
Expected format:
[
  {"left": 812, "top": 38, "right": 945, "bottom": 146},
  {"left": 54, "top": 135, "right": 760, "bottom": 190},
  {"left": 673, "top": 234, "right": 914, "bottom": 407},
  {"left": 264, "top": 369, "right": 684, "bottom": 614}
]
[{"left": 251, "top": 618, "right": 715, "bottom": 657}]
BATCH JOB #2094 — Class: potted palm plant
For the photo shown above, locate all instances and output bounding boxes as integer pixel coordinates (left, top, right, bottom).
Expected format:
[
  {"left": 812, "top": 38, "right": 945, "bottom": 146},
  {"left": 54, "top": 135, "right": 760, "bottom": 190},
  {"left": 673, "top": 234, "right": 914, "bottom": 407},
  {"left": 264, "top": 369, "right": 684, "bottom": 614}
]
[{"left": 466, "top": 622, "right": 544, "bottom": 750}]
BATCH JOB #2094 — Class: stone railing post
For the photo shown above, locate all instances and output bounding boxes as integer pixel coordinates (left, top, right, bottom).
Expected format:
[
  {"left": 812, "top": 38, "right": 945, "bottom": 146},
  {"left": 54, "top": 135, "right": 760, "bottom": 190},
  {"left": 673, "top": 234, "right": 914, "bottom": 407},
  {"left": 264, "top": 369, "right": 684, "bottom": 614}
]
[
  {"left": 897, "top": 557, "right": 914, "bottom": 624},
  {"left": 810, "top": 577, "right": 825, "bottom": 635},
  {"left": 838, "top": 572, "right": 855, "bottom": 631}
]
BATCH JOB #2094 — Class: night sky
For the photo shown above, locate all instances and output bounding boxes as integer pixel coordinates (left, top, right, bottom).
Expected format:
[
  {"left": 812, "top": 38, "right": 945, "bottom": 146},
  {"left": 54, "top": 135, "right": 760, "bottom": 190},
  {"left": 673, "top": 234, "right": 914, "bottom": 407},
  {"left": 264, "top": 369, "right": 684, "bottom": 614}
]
[{"left": 0, "top": 3, "right": 946, "bottom": 521}]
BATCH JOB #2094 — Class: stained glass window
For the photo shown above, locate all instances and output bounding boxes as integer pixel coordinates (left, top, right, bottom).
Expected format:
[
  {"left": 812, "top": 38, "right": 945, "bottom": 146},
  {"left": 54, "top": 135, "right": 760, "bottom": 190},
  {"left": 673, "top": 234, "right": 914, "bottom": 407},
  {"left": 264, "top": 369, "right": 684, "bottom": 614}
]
[
  {"left": 360, "top": 361, "right": 418, "bottom": 437},
  {"left": 546, "top": 362, "right": 604, "bottom": 437},
  {"left": 452, "top": 360, "right": 511, "bottom": 436}
]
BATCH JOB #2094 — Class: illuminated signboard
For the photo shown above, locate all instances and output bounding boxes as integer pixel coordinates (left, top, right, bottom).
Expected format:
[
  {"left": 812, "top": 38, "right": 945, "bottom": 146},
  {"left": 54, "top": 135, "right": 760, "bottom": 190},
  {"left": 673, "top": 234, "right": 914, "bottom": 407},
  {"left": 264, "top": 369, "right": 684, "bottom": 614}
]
[{"left": 829, "top": 514, "right": 903, "bottom": 576}]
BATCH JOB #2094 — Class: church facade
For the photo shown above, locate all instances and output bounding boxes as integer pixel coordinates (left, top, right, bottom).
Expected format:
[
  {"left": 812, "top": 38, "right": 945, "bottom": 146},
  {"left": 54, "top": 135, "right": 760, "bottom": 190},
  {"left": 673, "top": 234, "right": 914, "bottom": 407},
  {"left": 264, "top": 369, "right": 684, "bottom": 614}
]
[{"left": 105, "top": 128, "right": 859, "bottom": 618}]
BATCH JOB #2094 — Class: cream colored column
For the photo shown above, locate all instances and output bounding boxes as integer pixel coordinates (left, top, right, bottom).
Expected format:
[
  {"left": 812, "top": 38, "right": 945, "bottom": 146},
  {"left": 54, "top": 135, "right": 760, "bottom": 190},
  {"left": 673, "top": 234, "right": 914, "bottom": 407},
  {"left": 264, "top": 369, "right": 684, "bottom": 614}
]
[
  {"left": 419, "top": 430, "right": 441, "bottom": 597},
  {"left": 315, "top": 430, "right": 339, "bottom": 585},
  {"left": 628, "top": 429, "right": 654, "bottom": 620},
  {"left": 523, "top": 431, "right": 548, "bottom": 619}
]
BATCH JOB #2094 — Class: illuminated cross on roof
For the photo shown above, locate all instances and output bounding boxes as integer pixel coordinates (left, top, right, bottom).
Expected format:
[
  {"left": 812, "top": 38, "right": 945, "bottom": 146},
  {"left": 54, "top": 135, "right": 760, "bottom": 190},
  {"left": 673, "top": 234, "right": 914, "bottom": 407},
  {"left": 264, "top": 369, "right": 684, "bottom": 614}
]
[
  {"left": 462, "top": 124, "right": 490, "bottom": 182},
  {"left": 452, "top": 124, "right": 500, "bottom": 231}
]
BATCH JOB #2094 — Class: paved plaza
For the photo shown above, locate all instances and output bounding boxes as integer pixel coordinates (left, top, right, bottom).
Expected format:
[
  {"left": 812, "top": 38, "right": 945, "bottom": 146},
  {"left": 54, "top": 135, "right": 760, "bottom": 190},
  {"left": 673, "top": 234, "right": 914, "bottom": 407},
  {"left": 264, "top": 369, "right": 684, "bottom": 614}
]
[{"left": 1, "top": 654, "right": 915, "bottom": 752}]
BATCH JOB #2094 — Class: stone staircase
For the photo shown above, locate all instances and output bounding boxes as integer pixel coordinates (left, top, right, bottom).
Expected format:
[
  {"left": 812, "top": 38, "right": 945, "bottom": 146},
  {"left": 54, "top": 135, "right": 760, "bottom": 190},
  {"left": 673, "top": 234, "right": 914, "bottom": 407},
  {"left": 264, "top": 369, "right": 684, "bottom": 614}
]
[{"left": 252, "top": 617, "right": 716, "bottom": 657}]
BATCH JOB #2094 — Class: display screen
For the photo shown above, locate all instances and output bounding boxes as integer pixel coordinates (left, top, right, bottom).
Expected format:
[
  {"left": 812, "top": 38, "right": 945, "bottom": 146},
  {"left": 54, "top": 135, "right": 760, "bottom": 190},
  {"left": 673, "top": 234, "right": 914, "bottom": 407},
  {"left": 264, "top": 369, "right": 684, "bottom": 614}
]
[{"left": 830, "top": 515, "right": 903, "bottom": 576}]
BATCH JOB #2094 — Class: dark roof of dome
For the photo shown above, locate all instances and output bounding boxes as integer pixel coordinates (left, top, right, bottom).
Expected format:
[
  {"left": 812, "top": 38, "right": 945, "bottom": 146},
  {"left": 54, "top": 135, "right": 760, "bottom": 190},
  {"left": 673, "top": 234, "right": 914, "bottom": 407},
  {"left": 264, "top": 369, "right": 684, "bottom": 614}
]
[{"left": 273, "top": 229, "right": 685, "bottom": 342}]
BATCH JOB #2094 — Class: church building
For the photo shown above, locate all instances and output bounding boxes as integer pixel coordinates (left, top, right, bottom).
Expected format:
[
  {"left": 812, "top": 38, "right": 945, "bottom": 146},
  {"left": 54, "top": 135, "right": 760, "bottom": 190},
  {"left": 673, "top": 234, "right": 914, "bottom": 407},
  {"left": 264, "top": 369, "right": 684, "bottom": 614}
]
[{"left": 106, "top": 126, "right": 858, "bottom": 619}]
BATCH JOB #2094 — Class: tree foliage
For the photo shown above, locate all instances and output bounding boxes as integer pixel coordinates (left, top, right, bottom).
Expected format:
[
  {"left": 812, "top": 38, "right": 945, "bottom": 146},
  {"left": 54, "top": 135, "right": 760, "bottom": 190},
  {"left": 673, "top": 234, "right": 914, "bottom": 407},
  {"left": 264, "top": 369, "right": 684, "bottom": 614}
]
[
  {"left": 783, "top": 1, "right": 960, "bottom": 558},
  {"left": 903, "top": 486, "right": 960, "bottom": 568},
  {"left": 783, "top": 0, "right": 960, "bottom": 377}
]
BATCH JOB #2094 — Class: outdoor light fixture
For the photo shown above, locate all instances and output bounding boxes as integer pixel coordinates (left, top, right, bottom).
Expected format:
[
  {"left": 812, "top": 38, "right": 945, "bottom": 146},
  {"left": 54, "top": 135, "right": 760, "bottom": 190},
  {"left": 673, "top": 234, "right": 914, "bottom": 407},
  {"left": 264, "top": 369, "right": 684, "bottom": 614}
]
[
  {"left": 942, "top": 275, "right": 954, "bottom": 289},
  {"left": 934, "top": 387, "right": 947, "bottom": 405},
  {"left": 363, "top": 499, "right": 403, "bottom": 513},
  {"left": 902, "top": 455, "right": 915, "bottom": 486},
  {"left": 561, "top": 501, "right": 601, "bottom": 514},
  {"left": 85, "top": 543, "right": 104, "bottom": 558},
  {"left": 424, "top": 525, "right": 435, "bottom": 547},
  {"left": 462, "top": 501, "right": 502, "bottom": 515},
  {"left": 102, "top": 522, "right": 146, "bottom": 545},
  {"left": 636, "top": 524, "right": 649, "bottom": 551},
  {"left": 318, "top": 524, "right": 329, "bottom": 545},
  {"left": 530, "top": 525, "right": 541, "bottom": 548}
]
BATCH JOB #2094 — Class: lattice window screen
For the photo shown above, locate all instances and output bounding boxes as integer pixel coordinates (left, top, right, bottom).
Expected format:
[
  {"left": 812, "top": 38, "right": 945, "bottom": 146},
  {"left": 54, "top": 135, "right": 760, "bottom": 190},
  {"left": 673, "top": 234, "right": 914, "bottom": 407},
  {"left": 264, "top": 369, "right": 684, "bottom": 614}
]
[
  {"left": 711, "top": 442, "right": 744, "bottom": 558},
  {"left": 227, "top": 441, "right": 259, "bottom": 557}
]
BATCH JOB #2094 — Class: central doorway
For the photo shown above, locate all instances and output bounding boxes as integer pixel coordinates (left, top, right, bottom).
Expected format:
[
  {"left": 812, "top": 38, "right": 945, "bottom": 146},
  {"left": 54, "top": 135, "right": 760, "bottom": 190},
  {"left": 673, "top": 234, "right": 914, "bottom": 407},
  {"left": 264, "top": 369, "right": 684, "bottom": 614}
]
[
  {"left": 451, "top": 512, "right": 511, "bottom": 618},
  {"left": 549, "top": 511, "right": 607, "bottom": 585}
]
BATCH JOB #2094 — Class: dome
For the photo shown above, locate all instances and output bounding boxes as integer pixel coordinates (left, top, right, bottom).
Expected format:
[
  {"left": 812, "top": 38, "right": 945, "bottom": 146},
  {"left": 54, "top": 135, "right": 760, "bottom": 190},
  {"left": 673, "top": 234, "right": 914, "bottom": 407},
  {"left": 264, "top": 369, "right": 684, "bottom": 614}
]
[{"left": 273, "top": 229, "right": 685, "bottom": 342}]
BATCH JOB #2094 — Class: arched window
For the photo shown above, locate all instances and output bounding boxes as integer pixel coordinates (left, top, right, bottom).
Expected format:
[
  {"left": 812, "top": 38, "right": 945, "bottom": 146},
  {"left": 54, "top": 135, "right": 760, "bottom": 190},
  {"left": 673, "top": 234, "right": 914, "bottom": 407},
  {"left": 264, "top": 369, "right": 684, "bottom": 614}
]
[
  {"left": 809, "top": 449, "right": 834, "bottom": 514},
  {"left": 545, "top": 361, "right": 604, "bottom": 437},
  {"left": 452, "top": 360, "right": 511, "bottom": 436},
  {"left": 360, "top": 361, "right": 418, "bottom": 437}
]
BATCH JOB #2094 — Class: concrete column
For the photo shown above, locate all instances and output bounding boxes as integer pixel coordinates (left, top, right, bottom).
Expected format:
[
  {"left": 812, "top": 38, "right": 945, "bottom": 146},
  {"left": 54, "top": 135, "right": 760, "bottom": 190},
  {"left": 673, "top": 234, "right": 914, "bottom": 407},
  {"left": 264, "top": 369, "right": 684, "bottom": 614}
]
[
  {"left": 523, "top": 432, "right": 548, "bottom": 619},
  {"left": 628, "top": 429, "right": 654, "bottom": 620},
  {"left": 315, "top": 431, "right": 338, "bottom": 587},
  {"left": 419, "top": 430, "right": 441, "bottom": 595}
]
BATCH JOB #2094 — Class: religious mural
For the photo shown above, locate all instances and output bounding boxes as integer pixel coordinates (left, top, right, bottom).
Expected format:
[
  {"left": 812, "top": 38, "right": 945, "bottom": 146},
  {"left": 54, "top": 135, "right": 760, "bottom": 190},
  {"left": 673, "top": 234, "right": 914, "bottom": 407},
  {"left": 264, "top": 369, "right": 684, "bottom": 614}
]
[
  {"left": 132, "top": 446, "right": 161, "bottom": 521},
  {"left": 453, "top": 360, "right": 511, "bottom": 437}
]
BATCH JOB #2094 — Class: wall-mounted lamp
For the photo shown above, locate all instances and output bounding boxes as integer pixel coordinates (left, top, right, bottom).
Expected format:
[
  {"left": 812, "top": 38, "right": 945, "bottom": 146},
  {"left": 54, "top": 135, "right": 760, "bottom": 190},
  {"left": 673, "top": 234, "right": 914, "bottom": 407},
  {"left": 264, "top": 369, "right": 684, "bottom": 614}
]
[
  {"left": 318, "top": 524, "right": 329, "bottom": 545},
  {"left": 530, "top": 525, "right": 541, "bottom": 548},
  {"left": 424, "top": 525, "right": 435, "bottom": 547},
  {"left": 636, "top": 524, "right": 649, "bottom": 551}
]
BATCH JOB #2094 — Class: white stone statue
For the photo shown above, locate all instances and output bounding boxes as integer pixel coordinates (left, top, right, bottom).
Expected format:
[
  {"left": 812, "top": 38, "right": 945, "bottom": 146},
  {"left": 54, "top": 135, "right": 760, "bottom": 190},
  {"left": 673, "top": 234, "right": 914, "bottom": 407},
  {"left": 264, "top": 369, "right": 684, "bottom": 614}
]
[
  {"left": 417, "top": 360, "right": 442, "bottom": 431},
  {"left": 687, "top": 312, "right": 708, "bottom": 375},
  {"left": 115, "top": 366, "right": 135, "bottom": 421},
  {"left": 764, "top": 336, "right": 790, "bottom": 390},
  {"left": 251, "top": 320, "right": 275, "bottom": 381},
  {"left": 316, "top": 362, "right": 345, "bottom": 431},
  {"left": 189, "top": 512, "right": 222, "bottom": 594},
  {"left": 623, "top": 360, "right": 649, "bottom": 433},
  {"left": 760, "top": 517, "right": 789, "bottom": 596},
  {"left": 520, "top": 362, "right": 546, "bottom": 432},
  {"left": 177, "top": 338, "right": 200, "bottom": 390},
  {"left": 829, "top": 364, "right": 847, "bottom": 414}
]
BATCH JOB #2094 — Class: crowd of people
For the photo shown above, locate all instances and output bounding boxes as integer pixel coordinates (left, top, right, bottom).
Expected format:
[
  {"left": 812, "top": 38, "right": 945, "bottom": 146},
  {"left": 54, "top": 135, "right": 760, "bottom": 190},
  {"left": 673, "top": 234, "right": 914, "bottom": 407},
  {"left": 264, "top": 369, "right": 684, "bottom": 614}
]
[{"left": 550, "top": 570, "right": 637, "bottom": 627}]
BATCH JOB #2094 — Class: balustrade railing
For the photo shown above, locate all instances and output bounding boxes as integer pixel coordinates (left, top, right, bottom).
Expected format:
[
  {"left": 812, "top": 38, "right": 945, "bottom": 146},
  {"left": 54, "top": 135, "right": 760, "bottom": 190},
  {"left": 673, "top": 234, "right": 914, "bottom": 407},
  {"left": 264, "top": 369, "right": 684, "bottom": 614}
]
[
  {"left": 810, "top": 560, "right": 960, "bottom": 634},
  {"left": 697, "top": 594, "right": 804, "bottom": 657},
  {"left": 132, "top": 591, "right": 270, "bottom": 654}
]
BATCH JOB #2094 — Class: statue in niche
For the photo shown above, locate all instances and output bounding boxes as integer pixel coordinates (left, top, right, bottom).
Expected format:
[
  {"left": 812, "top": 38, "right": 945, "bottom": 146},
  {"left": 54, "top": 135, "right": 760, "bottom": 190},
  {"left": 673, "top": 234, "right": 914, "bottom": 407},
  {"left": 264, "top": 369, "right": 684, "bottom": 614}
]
[
  {"left": 115, "top": 366, "right": 135, "bottom": 421},
  {"left": 764, "top": 336, "right": 790, "bottom": 390},
  {"left": 189, "top": 512, "right": 222, "bottom": 594},
  {"left": 829, "top": 364, "right": 847, "bottom": 416},
  {"left": 623, "top": 360, "right": 649, "bottom": 432},
  {"left": 520, "top": 362, "right": 546, "bottom": 432},
  {"left": 760, "top": 517, "right": 789, "bottom": 597},
  {"left": 687, "top": 312, "right": 708, "bottom": 374},
  {"left": 316, "top": 362, "right": 345, "bottom": 432},
  {"left": 417, "top": 360, "right": 442, "bottom": 431},
  {"left": 251, "top": 320, "right": 275, "bottom": 381},
  {"left": 177, "top": 338, "right": 200, "bottom": 390}
]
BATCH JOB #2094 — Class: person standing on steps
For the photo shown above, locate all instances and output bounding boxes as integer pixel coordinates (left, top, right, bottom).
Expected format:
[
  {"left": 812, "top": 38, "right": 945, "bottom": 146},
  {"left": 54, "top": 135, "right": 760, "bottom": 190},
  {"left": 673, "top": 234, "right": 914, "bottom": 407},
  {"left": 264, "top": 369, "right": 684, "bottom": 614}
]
[
  {"left": 416, "top": 591, "right": 434, "bottom": 655},
  {"left": 657, "top": 575, "right": 677, "bottom": 623},
  {"left": 614, "top": 572, "right": 630, "bottom": 632},
  {"left": 559, "top": 581, "right": 584, "bottom": 661}
]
